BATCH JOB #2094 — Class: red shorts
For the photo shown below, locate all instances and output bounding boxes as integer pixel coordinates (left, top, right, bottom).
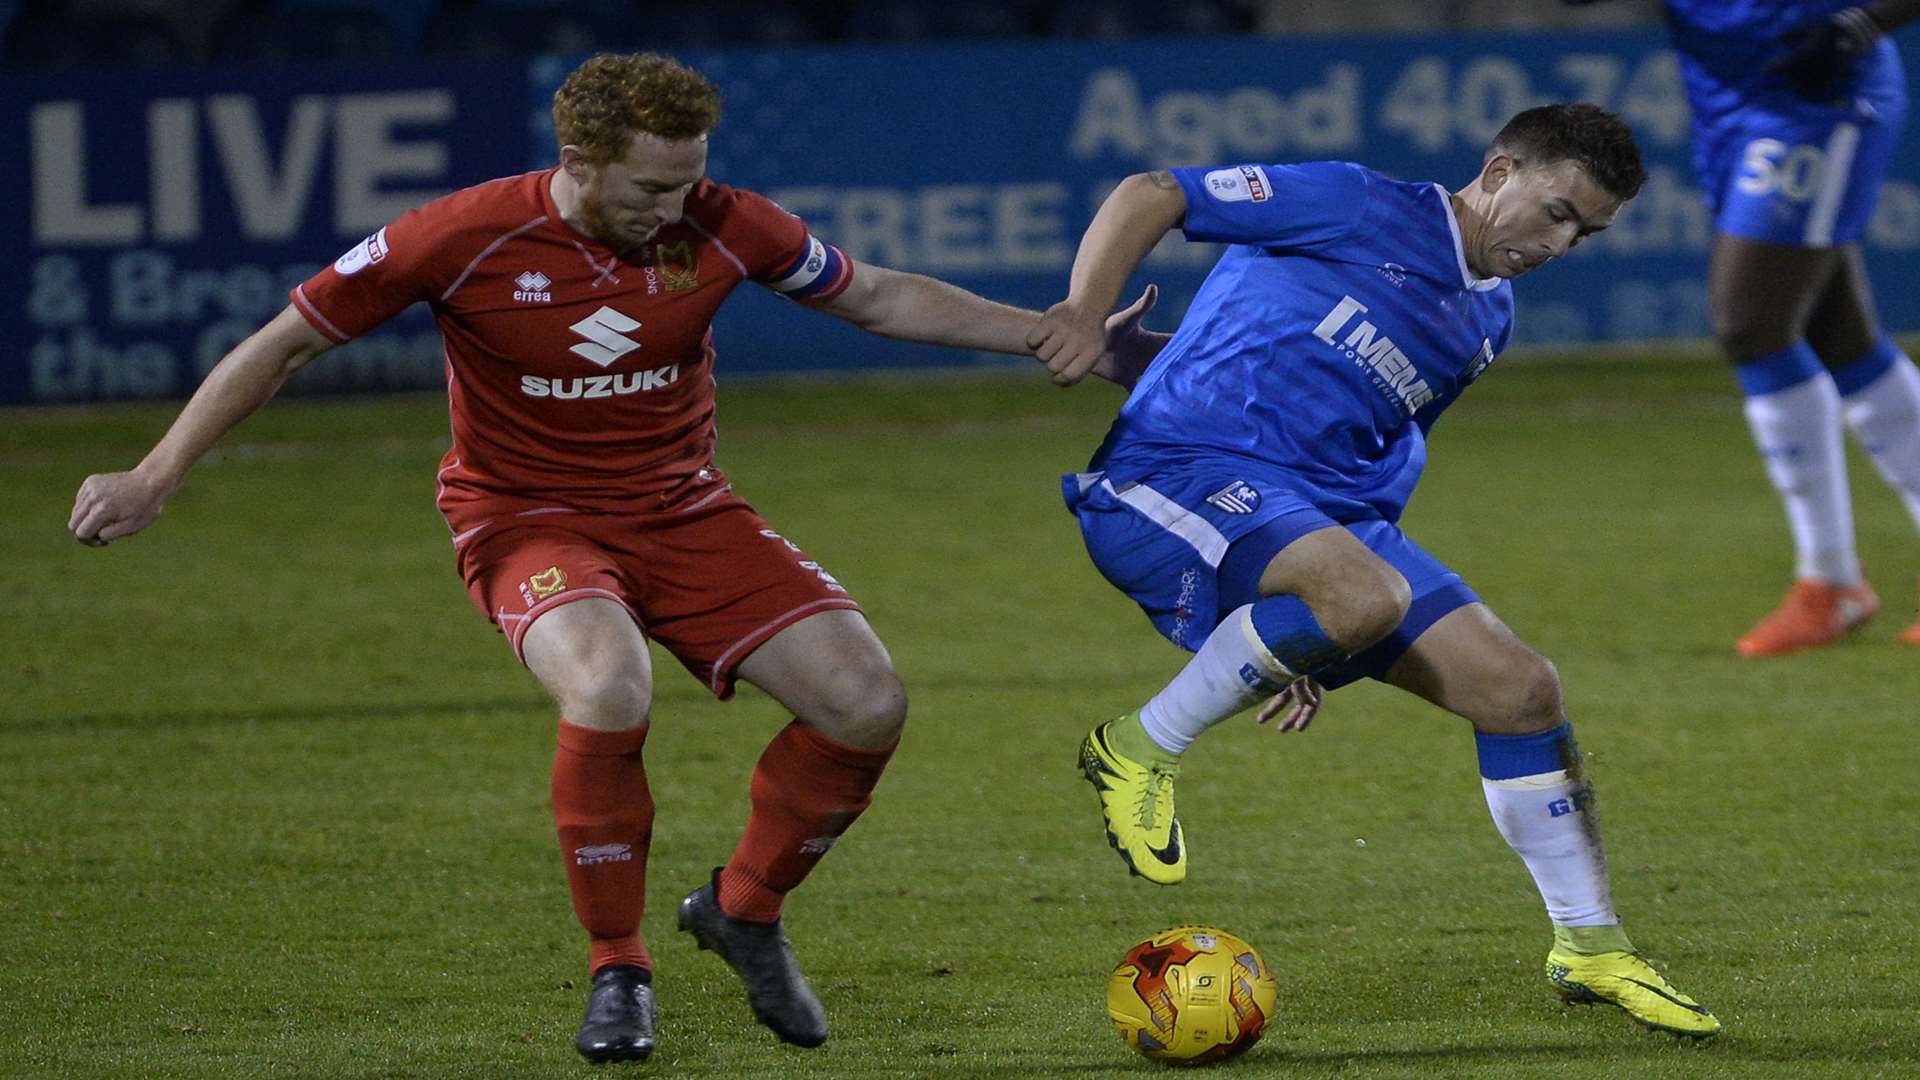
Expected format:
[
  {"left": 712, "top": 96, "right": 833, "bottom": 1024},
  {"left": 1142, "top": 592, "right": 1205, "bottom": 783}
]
[{"left": 449, "top": 482, "right": 862, "bottom": 699}]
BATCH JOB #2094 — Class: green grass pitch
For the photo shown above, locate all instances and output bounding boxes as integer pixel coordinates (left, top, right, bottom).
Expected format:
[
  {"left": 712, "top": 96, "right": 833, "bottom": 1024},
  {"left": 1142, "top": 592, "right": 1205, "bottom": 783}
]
[{"left": 3, "top": 353, "right": 1917, "bottom": 1077}]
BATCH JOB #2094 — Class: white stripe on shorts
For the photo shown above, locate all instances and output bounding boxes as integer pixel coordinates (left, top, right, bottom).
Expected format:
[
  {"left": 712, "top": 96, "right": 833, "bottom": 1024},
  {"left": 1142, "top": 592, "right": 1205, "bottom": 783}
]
[
  {"left": 1805, "top": 122, "right": 1860, "bottom": 247},
  {"left": 1106, "top": 479, "right": 1229, "bottom": 566}
]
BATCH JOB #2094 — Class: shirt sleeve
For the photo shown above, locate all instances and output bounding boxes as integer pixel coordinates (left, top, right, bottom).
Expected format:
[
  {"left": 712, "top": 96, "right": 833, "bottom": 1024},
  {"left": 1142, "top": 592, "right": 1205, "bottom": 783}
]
[
  {"left": 719, "top": 186, "right": 855, "bottom": 303},
  {"left": 1173, "top": 160, "right": 1377, "bottom": 250},
  {"left": 290, "top": 198, "right": 456, "bottom": 343}
]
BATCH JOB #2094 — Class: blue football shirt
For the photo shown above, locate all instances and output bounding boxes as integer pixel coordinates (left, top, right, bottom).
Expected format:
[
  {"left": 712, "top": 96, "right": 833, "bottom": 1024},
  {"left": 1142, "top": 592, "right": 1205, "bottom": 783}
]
[
  {"left": 1665, "top": 0, "right": 1906, "bottom": 115},
  {"left": 1087, "top": 161, "right": 1515, "bottom": 524}
]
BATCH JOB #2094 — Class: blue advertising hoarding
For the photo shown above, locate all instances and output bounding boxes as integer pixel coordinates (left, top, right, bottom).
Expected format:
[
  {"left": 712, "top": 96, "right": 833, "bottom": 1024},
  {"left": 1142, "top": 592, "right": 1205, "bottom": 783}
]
[
  {"left": 7, "top": 30, "right": 1919, "bottom": 402},
  {"left": 565, "top": 31, "right": 1919, "bottom": 375},
  {"left": 4, "top": 62, "right": 528, "bottom": 404}
]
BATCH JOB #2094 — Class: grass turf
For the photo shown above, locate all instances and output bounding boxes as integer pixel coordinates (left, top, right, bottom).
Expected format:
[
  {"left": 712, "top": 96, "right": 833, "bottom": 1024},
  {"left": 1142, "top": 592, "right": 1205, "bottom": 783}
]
[{"left": 3, "top": 353, "right": 1917, "bottom": 1077}]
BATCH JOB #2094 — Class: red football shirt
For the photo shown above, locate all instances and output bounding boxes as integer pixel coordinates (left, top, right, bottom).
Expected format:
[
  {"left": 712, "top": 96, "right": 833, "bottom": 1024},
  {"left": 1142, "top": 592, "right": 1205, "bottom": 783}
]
[{"left": 291, "top": 168, "right": 854, "bottom": 518}]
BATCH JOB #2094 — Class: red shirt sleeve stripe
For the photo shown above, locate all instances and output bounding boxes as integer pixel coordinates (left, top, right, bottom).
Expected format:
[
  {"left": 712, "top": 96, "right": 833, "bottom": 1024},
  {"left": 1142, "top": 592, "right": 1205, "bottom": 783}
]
[{"left": 291, "top": 283, "right": 351, "bottom": 343}]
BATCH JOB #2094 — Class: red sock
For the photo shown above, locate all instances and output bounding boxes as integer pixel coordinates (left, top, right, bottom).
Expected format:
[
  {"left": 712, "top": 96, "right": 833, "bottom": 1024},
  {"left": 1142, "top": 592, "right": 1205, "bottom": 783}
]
[
  {"left": 719, "top": 722, "right": 895, "bottom": 923},
  {"left": 552, "top": 718, "right": 654, "bottom": 975}
]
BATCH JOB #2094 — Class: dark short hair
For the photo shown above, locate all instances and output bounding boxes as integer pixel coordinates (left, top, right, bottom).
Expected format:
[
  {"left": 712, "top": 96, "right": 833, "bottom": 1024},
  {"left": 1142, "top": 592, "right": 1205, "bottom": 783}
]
[{"left": 1490, "top": 103, "right": 1646, "bottom": 200}]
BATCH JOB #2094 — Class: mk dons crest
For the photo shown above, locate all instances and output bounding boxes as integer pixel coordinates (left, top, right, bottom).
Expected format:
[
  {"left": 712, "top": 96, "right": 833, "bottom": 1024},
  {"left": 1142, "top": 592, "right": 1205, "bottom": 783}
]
[
  {"left": 528, "top": 566, "right": 568, "bottom": 599},
  {"left": 653, "top": 241, "right": 698, "bottom": 292}
]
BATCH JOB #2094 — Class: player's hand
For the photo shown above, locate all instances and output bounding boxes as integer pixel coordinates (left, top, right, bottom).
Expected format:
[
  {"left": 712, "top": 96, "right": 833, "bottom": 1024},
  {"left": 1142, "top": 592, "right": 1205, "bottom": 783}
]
[
  {"left": 69, "top": 470, "right": 171, "bottom": 547},
  {"left": 1769, "top": 6, "right": 1882, "bottom": 101},
  {"left": 1027, "top": 298, "right": 1110, "bottom": 387},
  {"left": 1090, "top": 285, "right": 1162, "bottom": 391},
  {"left": 1254, "top": 676, "right": 1324, "bottom": 733}
]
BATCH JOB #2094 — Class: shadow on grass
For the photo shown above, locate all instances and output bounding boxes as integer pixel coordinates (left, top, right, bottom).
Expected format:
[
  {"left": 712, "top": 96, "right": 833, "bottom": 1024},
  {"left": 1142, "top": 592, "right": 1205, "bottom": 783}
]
[
  {"left": 946, "top": 1037, "right": 1766, "bottom": 1076},
  {"left": 13, "top": 696, "right": 555, "bottom": 734},
  {"left": 20, "top": 667, "right": 1139, "bottom": 735}
]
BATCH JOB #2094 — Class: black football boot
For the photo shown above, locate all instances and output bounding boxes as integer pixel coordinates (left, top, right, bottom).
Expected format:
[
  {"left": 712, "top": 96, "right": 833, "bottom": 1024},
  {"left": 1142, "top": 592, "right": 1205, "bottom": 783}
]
[
  {"left": 574, "top": 964, "right": 656, "bottom": 1064},
  {"left": 676, "top": 868, "right": 828, "bottom": 1047}
]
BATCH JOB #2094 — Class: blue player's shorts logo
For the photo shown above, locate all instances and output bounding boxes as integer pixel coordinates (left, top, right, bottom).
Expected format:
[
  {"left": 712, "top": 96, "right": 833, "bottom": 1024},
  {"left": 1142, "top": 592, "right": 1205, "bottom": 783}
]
[{"left": 1205, "top": 480, "right": 1261, "bottom": 515}]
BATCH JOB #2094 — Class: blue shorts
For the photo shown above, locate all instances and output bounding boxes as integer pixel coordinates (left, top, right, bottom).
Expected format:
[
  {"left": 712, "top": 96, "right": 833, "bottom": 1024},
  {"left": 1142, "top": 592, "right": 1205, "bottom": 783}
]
[
  {"left": 1691, "top": 94, "right": 1906, "bottom": 246},
  {"left": 1063, "top": 462, "right": 1478, "bottom": 690}
]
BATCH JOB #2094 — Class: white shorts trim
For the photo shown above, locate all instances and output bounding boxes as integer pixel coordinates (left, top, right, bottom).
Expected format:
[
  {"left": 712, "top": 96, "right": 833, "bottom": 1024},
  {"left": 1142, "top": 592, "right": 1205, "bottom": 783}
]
[
  {"left": 1106, "top": 478, "right": 1230, "bottom": 566},
  {"left": 1805, "top": 122, "right": 1860, "bottom": 247},
  {"left": 506, "top": 587, "right": 642, "bottom": 665},
  {"left": 708, "top": 598, "right": 860, "bottom": 694}
]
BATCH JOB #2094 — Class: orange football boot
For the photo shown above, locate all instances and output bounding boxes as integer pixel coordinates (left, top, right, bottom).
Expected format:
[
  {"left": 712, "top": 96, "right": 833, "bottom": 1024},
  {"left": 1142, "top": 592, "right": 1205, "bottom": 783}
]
[
  {"left": 1736, "top": 580, "right": 1880, "bottom": 657},
  {"left": 1900, "top": 580, "right": 1920, "bottom": 647}
]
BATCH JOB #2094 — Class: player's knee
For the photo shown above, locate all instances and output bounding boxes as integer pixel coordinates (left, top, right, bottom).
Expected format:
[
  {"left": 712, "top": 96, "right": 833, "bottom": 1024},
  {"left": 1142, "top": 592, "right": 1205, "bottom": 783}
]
[
  {"left": 555, "top": 665, "right": 651, "bottom": 731},
  {"left": 805, "top": 663, "right": 907, "bottom": 749},
  {"left": 1314, "top": 569, "right": 1411, "bottom": 652},
  {"left": 1486, "top": 653, "right": 1565, "bottom": 734},
  {"left": 1711, "top": 310, "right": 1796, "bottom": 364}
]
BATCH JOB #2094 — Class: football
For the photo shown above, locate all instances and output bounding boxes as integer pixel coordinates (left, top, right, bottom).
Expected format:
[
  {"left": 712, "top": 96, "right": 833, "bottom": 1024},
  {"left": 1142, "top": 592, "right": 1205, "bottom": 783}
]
[{"left": 1106, "top": 925, "right": 1279, "bottom": 1065}]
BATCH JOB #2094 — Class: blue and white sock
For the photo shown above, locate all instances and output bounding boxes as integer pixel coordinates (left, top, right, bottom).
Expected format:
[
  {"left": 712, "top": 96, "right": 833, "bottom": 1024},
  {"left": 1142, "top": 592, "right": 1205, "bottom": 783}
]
[
  {"left": 1835, "top": 338, "right": 1920, "bottom": 533},
  {"left": 1477, "top": 723, "right": 1620, "bottom": 931},
  {"left": 1737, "top": 342, "right": 1860, "bottom": 586},
  {"left": 1137, "top": 597, "right": 1343, "bottom": 755}
]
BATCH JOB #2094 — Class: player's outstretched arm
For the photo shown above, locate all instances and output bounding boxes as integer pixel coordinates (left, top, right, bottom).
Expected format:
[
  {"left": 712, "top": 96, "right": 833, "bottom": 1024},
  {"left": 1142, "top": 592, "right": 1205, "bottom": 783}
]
[
  {"left": 1028, "top": 171, "right": 1186, "bottom": 387},
  {"left": 68, "top": 304, "right": 335, "bottom": 546},
  {"left": 811, "top": 262, "right": 1043, "bottom": 357}
]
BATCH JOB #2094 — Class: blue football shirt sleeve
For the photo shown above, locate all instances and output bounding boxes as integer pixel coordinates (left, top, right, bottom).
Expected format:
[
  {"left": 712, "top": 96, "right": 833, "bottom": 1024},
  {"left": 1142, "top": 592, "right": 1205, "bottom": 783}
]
[{"left": 1172, "top": 161, "right": 1376, "bottom": 248}]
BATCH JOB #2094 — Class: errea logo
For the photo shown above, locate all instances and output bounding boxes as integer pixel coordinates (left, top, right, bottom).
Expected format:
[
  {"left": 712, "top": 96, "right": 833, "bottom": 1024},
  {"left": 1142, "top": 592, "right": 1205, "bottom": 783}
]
[
  {"left": 514, "top": 270, "right": 552, "bottom": 303},
  {"left": 574, "top": 843, "right": 633, "bottom": 866}
]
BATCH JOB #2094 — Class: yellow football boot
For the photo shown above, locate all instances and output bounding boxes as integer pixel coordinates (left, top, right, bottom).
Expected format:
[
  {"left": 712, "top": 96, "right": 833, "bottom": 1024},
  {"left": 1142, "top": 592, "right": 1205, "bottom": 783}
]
[
  {"left": 1079, "top": 717, "right": 1185, "bottom": 885},
  {"left": 1547, "top": 947, "right": 1721, "bottom": 1039}
]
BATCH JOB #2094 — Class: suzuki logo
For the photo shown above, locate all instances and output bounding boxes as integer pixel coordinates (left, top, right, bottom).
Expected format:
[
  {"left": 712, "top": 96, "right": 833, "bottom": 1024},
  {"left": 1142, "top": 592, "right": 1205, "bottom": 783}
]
[{"left": 568, "top": 305, "right": 642, "bottom": 368}]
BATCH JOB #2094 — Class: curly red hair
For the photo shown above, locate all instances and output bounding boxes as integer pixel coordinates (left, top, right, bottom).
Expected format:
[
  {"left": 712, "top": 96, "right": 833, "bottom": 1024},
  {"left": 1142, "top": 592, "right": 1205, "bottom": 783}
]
[{"left": 552, "top": 52, "right": 723, "bottom": 164}]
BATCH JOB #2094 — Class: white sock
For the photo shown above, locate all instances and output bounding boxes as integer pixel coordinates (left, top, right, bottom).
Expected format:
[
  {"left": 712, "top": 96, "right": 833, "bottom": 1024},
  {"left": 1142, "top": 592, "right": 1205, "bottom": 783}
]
[
  {"left": 1744, "top": 374, "right": 1862, "bottom": 585},
  {"left": 1138, "top": 604, "right": 1291, "bottom": 755},
  {"left": 1482, "top": 770, "right": 1619, "bottom": 928},
  {"left": 1842, "top": 354, "right": 1920, "bottom": 533}
]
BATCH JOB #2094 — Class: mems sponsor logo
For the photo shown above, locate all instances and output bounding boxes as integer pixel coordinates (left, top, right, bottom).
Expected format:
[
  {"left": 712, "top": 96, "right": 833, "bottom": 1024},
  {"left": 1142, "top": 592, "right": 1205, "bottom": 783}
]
[
  {"left": 520, "top": 365, "right": 680, "bottom": 399},
  {"left": 1310, "top": 295, "right": 1434, "bottom": 414}
]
